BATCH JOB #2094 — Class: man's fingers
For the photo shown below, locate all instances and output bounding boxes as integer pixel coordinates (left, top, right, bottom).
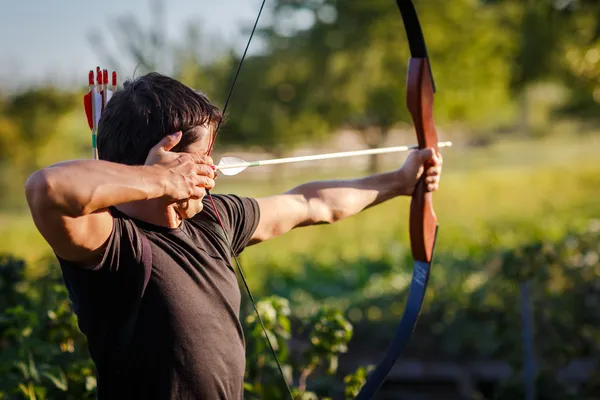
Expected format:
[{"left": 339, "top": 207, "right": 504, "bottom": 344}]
[
  {"left": 196, "top": 164, "right": 215, "bottom": 179},
  {"left": 191, "top": 154, "right": 213, "bottom": 166},
  {"left": 416, "top": 148, "right": 443, "bottom": 166},
  {"left": 153, "top": 131, "right": 182, "bottom": 153},
  {"left": 415, "top": 148, "right": 434, "bottom": 163},
  {"left": 426, "top": 167, "right": 440, "bottom": 176},
  {"left": 191, "top": 187, "right": 207, "bottom": 199},
  {"left": 195, "top": 176, "right": 215, "bottom": 190},
  {"left": 427, "top": 183, "right": 439, "bottom": 192}
]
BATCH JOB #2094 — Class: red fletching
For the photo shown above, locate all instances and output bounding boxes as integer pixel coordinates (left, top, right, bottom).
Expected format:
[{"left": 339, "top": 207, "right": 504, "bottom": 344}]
[
  {"left": 84, "top": 70, "right": 95, "bottom": 129},
  {"left": 112, "top": 71, "right": 117, "bottom": 87},
  {"left": 83, "top": 93, "right": 93, "bottom": 130},
  {"left": 102, "top": 70, "right": 109, "bottom": 110}
]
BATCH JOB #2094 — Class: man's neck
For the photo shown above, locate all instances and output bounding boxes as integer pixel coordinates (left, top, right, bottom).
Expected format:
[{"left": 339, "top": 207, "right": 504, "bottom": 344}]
[{"left": 116, "top": 200, "right": 182, "bottom": 228}]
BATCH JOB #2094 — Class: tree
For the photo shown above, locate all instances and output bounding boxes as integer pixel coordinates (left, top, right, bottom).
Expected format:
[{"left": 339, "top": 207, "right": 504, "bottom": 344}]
[
  {"left": 263, "top": 0, "right": 517, "bottom": 172},
  {"left": 554, "top": 0, "right": 600, "bottom": 121},
  {"left": 86, "top": 0, "right": 169, "bottom": 75},
  {"left": 4, "top": 87, "right": 76, "bottom": 170},
  {"left": 486, "top": 0, "right": 600, "bottom": 128},
  {"left": 214, "top": 49, "right": 332, "bottom": 157}
]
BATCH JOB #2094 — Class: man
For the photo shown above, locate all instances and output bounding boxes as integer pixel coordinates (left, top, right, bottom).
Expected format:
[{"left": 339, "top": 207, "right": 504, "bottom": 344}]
[{"left": 25, "top": 73, "right": 443, "bottom": 399}]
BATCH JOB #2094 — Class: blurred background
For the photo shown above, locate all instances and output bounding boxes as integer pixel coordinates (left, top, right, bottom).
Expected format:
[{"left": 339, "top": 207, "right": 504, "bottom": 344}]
[{"left": 1, "top": 0, "right": 599, "bottom": 399}]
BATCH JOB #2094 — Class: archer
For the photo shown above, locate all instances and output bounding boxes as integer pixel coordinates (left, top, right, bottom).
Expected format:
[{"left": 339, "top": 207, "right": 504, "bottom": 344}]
[{"left": 25, "top": 72, "right": 443, "bottom": 399}]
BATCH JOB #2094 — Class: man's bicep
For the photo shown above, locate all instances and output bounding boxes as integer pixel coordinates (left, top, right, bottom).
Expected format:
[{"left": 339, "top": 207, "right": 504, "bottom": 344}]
[
  {"left": 31, "top": 208, "right": 114, "bottom": 265},
  {"left": 251, "top": 192, "right": 327, "bottom": 244}
]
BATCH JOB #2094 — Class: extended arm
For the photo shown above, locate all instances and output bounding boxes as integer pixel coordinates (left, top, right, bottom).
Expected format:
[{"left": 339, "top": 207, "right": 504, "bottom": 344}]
[{"left": 250, "top": 148, "right": 442, "bottom": 244}]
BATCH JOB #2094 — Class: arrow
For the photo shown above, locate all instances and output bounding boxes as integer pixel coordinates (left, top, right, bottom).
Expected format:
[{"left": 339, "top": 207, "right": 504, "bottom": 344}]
[{"left": 215, "top": 141, "right": 452, "bottom": 176}]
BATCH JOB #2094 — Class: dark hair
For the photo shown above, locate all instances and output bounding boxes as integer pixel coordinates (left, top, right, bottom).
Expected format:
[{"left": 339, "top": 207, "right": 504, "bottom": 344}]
[{"left": 97, "top": 72, "right": 222, "bottom": 165}]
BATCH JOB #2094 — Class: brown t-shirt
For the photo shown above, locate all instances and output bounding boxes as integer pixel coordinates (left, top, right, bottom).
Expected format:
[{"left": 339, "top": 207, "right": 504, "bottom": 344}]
[{"left": 58, "top": 194, "right": 260, "bottom": 400}]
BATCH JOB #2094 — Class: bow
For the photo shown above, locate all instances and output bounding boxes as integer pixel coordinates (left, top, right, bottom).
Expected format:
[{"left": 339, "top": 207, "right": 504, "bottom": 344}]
[
  {"left": 206, "top": 0, "right": 439, "bottom": 399},
  {"left": 355, "top": 1, "right": 438, "bottom": 398}
]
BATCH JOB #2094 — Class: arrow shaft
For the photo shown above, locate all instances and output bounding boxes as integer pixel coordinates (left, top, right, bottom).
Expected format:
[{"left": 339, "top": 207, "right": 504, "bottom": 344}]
[{"left": 216, "top": 141, "right": 451, "bottom": 171}]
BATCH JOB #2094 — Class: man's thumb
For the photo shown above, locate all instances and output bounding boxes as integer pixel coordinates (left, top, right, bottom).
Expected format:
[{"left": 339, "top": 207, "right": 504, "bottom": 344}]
[
  {"left": 415, "top": 148, "right": 434, "bottom": 163},
  {"left": 155, "top": 131, "right": 182, "bottom": 152}
]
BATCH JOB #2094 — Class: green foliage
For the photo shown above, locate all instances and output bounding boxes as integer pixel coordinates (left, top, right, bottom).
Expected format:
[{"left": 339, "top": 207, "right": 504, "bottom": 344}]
[
  {"left": 244, "top": 296, "right": 295, "bottom": 399},
  {"left": 4, "top": 88, "right": 77, "bottom": 169},
  {"left": 214, "top": 50, "right": 332, "bottom": 154},
  {"left": 1, "top": 225, "right": 598, "bottom": 398},
  {"left": 0, "top": 256, "right": 97, "bottom": 399},
  {"left": 266, "top": 0, "right": 517, "bottom": 135},
  {"left": 0, "top": 87, "right": 79, "bottom": 210},
  {"left": 1, "top": 0, "right": 600, "bottom": 397},
  {"left": 243, "top": 297, "right": 354, "bottom": 399},
  {"left": 343, "top": 366, "right": 375, "bottom": 399},
  {"left": 302, "top": 307, "right": 353, "bottom": 377}
]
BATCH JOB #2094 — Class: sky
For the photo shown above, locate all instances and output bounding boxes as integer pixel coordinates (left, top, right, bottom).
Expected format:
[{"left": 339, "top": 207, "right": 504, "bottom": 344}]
[{"left": 0, "top": 0, "right": 262, "bottom": 89}]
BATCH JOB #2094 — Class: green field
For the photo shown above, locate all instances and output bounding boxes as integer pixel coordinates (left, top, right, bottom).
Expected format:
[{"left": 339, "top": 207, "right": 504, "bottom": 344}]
[
  {"left": 1, "top": 117, "right": 599, "bottom": 400},
  {"left": 2, "top": 133, "right": 599, "bottom": 288}
]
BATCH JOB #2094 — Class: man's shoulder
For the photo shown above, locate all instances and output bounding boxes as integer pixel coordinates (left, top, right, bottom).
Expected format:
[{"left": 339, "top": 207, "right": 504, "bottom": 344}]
[
  {"left": 57, "top": 207, "right": 147, "bottom": 274},
  {"left": 200, "top": 193, "right": 256, "bottom": 207},
  {"left": 198, "top": 194, "right": 258, "bottom": 220}
]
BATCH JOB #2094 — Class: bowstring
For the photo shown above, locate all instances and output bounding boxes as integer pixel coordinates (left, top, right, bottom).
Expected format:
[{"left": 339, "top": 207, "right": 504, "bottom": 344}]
[
  {"left": 204, "top": 0, "right": 294, "bottom": 397},
  {"left": 206, "top": 0, "right": 265, "bottom": 155}
]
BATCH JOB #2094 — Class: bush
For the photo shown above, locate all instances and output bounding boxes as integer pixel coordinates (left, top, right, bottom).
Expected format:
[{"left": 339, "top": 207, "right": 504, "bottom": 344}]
[{"left": 0, "top": 221, "right": 598, "bottom": 399}]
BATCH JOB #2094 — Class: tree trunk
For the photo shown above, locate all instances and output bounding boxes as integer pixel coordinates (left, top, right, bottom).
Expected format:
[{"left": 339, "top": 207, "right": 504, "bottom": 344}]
[
  {"left": 269, "top": 147, "right": 285, "bottom": 184},
  {"left": 518, "top": 87, "right": 530, "bottom": 136},
  {"left": 358, "top": 126, "right": 390, "bottom": 174},
  {"left": 367, "top": 151, "right": 379, "bottom": 174}
]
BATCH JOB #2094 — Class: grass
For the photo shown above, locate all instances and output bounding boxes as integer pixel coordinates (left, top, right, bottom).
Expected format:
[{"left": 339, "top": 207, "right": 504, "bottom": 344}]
[{"left": 1, "top": 132, "right": 599, "bottom": 284}]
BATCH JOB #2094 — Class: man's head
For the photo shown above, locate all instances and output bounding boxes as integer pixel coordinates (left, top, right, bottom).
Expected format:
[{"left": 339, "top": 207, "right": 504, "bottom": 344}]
[
  {"left": 98, "top": 72, "right": 222, "bottom": 165},
  {"left": 98, "top": 73, "right": 222, "bottom": 219}
]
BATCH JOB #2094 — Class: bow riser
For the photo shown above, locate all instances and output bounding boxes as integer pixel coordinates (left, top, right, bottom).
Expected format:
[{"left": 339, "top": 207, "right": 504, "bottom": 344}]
[{"left": 407, "top": 57, "right": 438, "bottom": 263}]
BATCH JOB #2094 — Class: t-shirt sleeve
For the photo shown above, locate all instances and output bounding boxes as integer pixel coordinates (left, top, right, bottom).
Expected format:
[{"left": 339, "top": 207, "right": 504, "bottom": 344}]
[
  {"left": 202, "top": 194, "right": 260, "bottom": 256},
  {"left": 55, "top": 212, "right": 147, "bottom": 344},
  {"left": 57, "top": 211, "right": 144, "bottom": 273}
]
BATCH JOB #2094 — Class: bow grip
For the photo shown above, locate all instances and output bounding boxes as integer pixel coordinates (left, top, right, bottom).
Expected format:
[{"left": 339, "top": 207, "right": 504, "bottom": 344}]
[{"left": 407, "top": 58, "right": 438, "bottom": 263}]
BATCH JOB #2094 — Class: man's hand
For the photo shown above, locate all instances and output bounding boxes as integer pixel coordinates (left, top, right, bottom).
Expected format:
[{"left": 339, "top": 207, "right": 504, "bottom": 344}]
[
  {"left": 398, "top": 148, "right": 443, "bottom": 195},
  {"left": 144, "top": 131, "right": 216, "bottom": 203}
]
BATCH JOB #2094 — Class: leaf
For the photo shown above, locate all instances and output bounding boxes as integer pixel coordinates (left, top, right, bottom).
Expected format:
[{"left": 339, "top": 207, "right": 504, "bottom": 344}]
[
  {"left": 15, "top": 361, "right": 29, "bottom": 379},
  {"left": 28, "top": 353, "right": 40, "bottom": 383},
  {"left": 42, "top": 371, "right": 68, "bottom": 391},
  {"left": 327, "top": 355, "right": 338, "bottom": 375},
  {"left": 85, "top": 376, "right": 97, "bottom": 391},
  {"left": 17, "top": 383, "right": 29, "bottom": 397}
]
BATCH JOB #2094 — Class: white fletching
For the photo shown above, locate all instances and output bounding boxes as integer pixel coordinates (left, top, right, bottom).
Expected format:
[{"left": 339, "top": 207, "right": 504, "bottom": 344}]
[
  {"left": 105, "top": 89, "right": 114, "bottom": 104},
  {"left": 217, "top": 157, "right": 252, "bottom": 176},
  {"left": 93, "top": 91, "right": 103, "bottom": 128}
]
